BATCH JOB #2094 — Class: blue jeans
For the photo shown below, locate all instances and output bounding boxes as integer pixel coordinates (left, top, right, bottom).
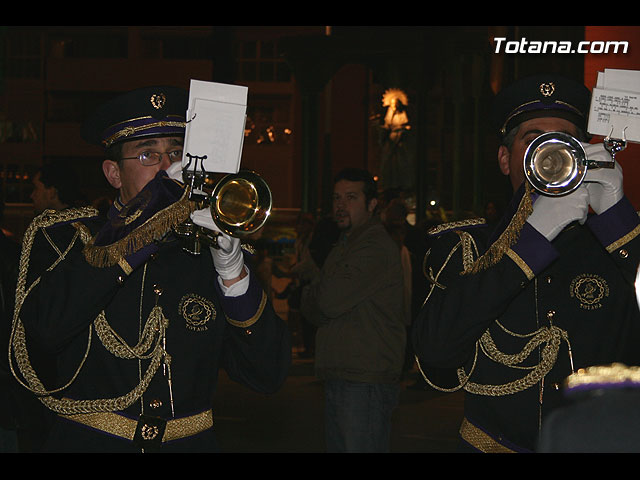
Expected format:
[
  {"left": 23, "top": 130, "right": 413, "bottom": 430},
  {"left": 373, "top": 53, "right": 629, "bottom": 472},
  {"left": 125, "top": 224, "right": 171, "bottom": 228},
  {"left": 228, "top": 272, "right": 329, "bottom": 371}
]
[{"left": 323, "top": 378, "right": 400, "bottom": 452}]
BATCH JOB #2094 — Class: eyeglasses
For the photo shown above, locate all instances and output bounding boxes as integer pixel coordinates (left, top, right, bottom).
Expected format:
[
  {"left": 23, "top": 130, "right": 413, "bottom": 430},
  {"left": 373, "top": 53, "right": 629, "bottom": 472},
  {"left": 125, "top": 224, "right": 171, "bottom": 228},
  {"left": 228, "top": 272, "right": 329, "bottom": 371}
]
[{"left": 121, "top": 150, "right": 183, "bottom": 166}]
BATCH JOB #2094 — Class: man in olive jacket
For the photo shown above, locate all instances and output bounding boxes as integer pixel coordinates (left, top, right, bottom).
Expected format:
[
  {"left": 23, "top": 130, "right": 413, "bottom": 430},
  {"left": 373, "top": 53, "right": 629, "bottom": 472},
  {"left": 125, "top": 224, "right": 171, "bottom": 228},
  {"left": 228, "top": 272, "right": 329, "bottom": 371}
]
[{"left": 301, "top": 167, "right": 407, "bottom": 452}]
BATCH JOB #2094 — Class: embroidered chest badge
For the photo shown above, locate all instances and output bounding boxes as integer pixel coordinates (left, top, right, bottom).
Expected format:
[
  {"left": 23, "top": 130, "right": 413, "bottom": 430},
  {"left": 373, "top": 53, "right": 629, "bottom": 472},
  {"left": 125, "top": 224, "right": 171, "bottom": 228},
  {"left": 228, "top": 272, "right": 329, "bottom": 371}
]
[
  {"left": 569, "top": 274, "right": 610, "bottom": 310},
  {"left": 179, "top": 293, "right": 216, "bottom": 331}
]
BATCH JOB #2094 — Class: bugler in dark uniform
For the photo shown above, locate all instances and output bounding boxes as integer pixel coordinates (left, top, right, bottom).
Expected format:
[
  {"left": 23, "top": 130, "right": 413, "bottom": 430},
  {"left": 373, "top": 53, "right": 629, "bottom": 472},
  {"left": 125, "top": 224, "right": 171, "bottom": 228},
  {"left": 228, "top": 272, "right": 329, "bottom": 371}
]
[
  {"left": 412, "top": 74, "right": 640, "bottom": 452},
  {"left": 9, "top": 86, "right": 291, "bottom": 452}
]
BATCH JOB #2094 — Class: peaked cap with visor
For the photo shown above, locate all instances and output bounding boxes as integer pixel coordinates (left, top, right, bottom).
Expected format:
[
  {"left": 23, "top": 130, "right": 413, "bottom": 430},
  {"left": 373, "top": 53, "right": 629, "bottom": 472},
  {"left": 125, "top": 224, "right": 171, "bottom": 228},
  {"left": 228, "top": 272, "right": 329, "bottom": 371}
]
[
  {"left": 81, "top": 85, "right": 188, "bottom": 148},
  {"left": 491, "top": 73, "right": 592, "bottom": 140}
]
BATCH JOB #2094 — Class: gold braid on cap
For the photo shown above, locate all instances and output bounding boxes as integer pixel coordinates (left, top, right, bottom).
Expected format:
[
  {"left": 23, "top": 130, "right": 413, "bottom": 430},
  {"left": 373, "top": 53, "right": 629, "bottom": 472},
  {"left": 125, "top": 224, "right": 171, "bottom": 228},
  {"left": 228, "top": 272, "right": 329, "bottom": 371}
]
[
  {"left": 500, "top": 100, "right": 584, "bottom": 136},
  {"left": 462, "top": 182, "right": 534, "bottom": 275},
  {"left": 102, "top": 116, "right": 186, "bottom": 148}
]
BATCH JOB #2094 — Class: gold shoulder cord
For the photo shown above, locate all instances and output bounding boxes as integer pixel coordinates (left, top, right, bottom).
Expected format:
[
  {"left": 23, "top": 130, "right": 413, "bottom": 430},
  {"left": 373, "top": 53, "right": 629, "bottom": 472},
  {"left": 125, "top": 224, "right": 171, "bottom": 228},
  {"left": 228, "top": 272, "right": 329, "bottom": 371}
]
[
  {"left": 10, "top": 208, "right": 171, "bottom": 415},
  {"left": 415, "top": 219, "right": 573, "bottom": 397}
]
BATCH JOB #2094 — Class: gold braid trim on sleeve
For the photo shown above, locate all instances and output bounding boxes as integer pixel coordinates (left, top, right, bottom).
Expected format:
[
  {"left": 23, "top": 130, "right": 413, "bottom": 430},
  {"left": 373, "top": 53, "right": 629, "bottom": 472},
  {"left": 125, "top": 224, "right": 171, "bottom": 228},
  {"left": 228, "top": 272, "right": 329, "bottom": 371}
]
[
  {"left": 606, "top": 223, "right": 640, "bottom": 253},
  {"left": 505, "top": 249, "right": 535, "bottom": 280},
  {"left": 225, "top": 291, "right": 267, "bottom": 329}
]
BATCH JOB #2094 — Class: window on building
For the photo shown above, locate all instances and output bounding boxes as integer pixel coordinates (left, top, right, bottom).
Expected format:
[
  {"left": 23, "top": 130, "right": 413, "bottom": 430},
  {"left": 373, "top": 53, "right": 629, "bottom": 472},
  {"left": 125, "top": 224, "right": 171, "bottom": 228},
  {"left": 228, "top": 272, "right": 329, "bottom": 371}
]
[
  {"left": 0, "top": 27, "right": 42, "bottom": 79},
  {"left": 237, "top": 40, "right": 291, "bottom": 83},
  {"left": 47, "top": 30, "right": 128, "bottom": 58}
]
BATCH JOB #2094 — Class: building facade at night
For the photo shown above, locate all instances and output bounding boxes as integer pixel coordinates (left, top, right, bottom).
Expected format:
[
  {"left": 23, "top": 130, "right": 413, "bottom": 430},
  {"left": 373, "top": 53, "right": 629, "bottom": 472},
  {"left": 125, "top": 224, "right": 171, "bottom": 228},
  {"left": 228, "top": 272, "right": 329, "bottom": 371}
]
[{"left": 1, "top": 26, "right": 638, "bottom": 240}]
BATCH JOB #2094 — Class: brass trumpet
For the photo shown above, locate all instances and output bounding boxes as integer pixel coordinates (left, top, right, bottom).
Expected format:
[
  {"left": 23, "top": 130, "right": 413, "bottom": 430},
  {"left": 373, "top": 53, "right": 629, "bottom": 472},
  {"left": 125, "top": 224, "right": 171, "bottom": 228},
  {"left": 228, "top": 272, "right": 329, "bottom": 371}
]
[
  {"left": 174, "top": 169, "right": 272, "bottom": 254},
  {"left": 524, "top": 132, "right": 617, "bottom": 196},
  {"left": 210, "top": 170, "right": 272, "bottom": 238}
]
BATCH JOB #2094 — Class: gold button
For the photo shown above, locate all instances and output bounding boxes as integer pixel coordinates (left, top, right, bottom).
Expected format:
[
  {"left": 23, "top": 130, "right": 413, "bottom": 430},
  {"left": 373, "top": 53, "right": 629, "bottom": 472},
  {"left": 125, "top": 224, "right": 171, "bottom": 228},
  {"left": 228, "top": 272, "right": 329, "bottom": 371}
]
[
  {"left": 619, "top": 249, "right": 629, "bottom": 258},
  {"left": 545, "top": 276, "right": 552, "bottom": 284},
  {"left": 244, "top": 328, "right": 253, "bottom": 336},
  {"left": 546, "top": 310, "right": 555, "bottom": 320},
  {"left": 149, "top": 398, "right": 163, "bottom": 409},
  {"left": 153, "top": 284, "right": 163, "bottom": 296},
  {"left": 116, "top": 275, "right": 125, "bottom": 285}
]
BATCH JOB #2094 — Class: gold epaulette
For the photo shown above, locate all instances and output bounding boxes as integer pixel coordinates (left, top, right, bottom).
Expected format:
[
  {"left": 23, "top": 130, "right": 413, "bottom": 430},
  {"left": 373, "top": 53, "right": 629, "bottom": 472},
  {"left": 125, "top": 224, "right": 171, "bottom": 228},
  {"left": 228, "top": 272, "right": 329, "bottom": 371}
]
[
  {"left": 28, "top": 206, "right": 99, "bottom": 231},
  {"left": 427, "top": 218, "right": 486, "bottom": 237},
  {"left": 21, "top": 206, "right": 100, "bottom": 270}
]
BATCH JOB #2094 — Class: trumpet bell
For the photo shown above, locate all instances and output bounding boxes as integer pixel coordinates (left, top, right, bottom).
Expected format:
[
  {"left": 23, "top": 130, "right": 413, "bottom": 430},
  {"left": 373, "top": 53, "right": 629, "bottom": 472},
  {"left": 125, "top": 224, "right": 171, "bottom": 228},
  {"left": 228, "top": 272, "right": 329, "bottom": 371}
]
[
  {"left": 524, "top": 132, "right": 587, "bottom": 196},
  {"left": 210, "top": 170, "right": 272, "bottom": 237}
]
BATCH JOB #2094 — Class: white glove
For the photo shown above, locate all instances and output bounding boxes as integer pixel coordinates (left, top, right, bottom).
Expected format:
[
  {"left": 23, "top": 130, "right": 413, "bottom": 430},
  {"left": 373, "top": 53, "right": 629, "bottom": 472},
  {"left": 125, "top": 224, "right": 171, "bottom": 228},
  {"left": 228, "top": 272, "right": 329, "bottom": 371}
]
[
  {"left": 526, "top": 185, "right": 590, "bottom": 241},
  {"left": 582, "top": 142, "right": 623, "bottom": 214},
  {"left": 165, "top": 161, "right": 184, "bottom": 182},
  {"left": 191, "top": 208, "right": 245, "bottom": 280}
]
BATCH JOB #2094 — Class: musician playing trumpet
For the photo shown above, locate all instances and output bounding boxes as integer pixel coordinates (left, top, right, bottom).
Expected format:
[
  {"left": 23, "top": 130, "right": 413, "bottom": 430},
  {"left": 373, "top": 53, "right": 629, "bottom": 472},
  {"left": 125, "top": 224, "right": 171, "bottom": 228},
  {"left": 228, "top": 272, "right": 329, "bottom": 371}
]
[
  {"left": 412, "top": 74, "right": 640, "bottom": 453},
  {"left": 10, "top": 85, "right": 290, "bottom": 452}
]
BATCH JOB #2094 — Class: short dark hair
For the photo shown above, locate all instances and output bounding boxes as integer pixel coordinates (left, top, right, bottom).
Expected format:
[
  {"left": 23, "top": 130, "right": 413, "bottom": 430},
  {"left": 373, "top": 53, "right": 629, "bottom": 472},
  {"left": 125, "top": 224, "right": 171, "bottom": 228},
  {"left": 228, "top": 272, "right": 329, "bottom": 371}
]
[
  {"left": 334, "top": 167, "right": 377, "bottom": 204},
  {"left": 105, "top": 142, "right": 125, "bottom": 164}
]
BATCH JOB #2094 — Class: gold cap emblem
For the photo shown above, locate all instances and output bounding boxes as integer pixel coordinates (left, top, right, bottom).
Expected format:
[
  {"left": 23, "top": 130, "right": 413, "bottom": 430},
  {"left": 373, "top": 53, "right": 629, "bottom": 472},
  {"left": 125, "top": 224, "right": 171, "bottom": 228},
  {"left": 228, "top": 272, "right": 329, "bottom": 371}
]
[
  {"left": 150, "top": 93, "right": 167, "bottom": 110},
  {"left": 539, "top": 82, "right": 555, "bottom": 97}
]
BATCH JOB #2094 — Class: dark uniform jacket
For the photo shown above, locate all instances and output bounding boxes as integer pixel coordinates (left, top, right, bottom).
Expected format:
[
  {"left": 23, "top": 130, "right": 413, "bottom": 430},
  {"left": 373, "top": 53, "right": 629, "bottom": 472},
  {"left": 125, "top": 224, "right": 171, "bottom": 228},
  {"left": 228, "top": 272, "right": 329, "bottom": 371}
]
[
  {"left": 10, "top": 172, "right": 291, "bottom": 452},
  {"left": 412, "top": 184, "right": 640, "bottom": 452}
]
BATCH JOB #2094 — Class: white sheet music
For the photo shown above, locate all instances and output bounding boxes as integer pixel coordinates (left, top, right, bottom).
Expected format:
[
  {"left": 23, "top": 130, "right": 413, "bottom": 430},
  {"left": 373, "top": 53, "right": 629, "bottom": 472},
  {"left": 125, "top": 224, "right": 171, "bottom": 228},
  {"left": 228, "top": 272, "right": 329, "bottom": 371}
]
[
  {"left": 588, "top": 69, "right": 640, "bottom": 143},
  {"left": 182, "top": 79, "right": 248, "bottom": 174}
]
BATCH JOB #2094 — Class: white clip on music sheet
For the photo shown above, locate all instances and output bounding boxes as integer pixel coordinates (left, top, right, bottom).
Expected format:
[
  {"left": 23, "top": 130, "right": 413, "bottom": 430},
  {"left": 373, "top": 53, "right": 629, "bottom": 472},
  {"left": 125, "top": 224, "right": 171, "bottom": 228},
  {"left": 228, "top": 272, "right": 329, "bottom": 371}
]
[
  {"left": 587, "top": 68, "right": 640, "bottom": 143},
  {"left": 183, "top": 79, "right": 248, "bottom": 174}
]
